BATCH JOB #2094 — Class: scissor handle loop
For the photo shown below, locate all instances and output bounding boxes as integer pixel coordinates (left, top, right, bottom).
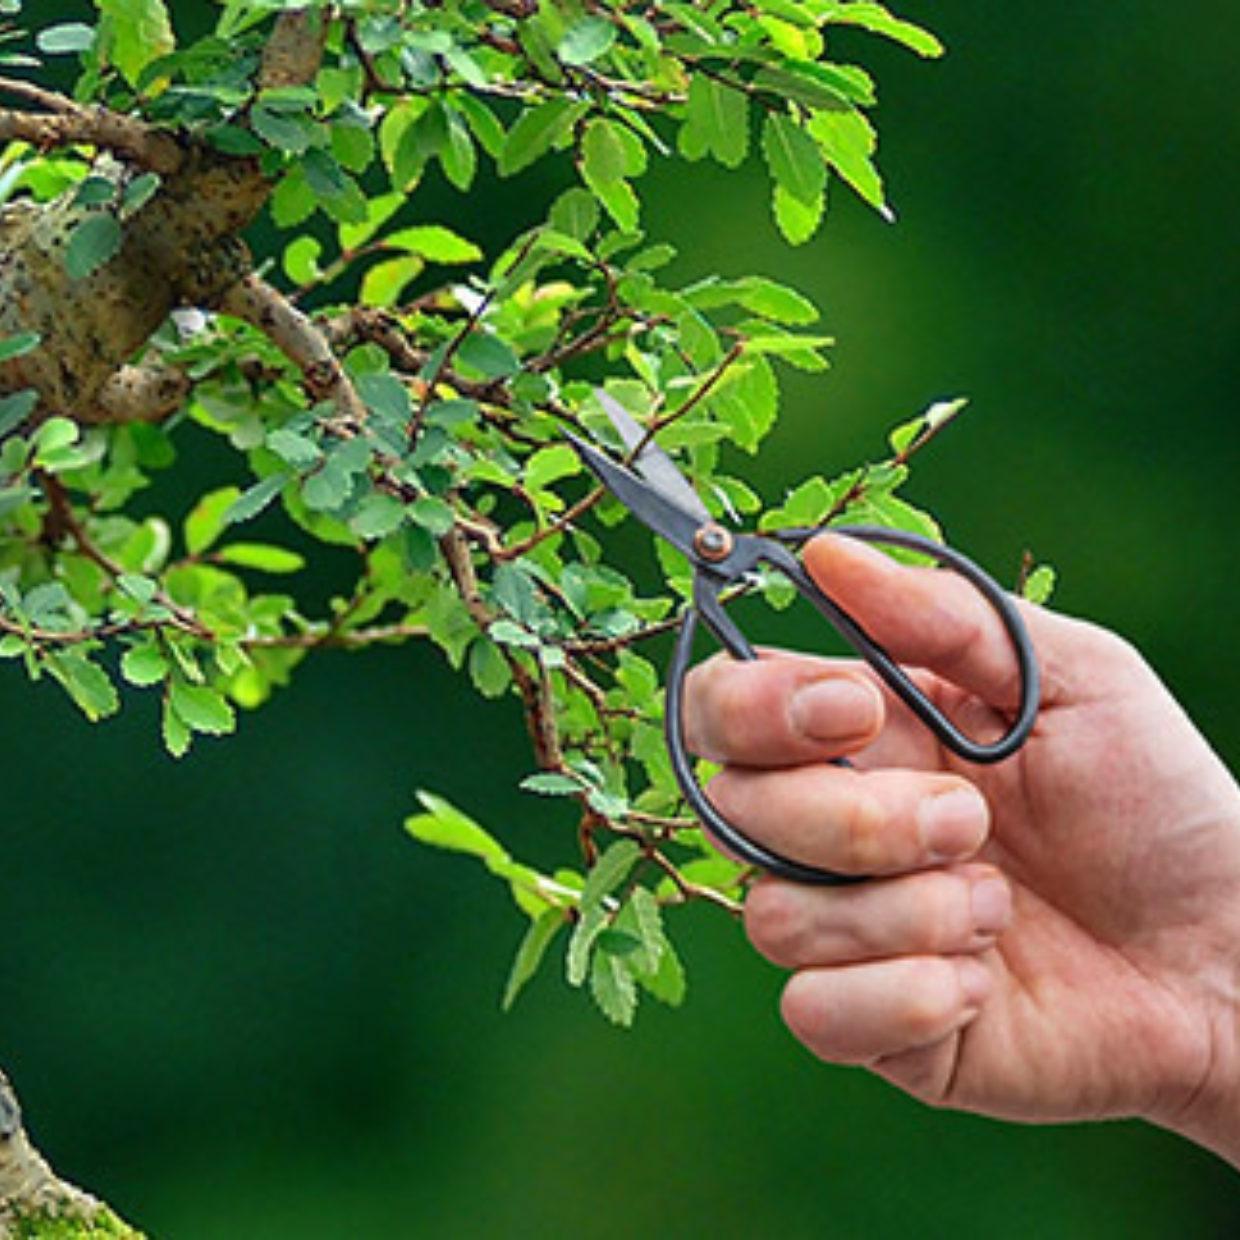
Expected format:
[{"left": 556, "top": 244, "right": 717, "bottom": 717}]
[{"left": 662, "top": 525, "right": 1041, "bottom": 886}]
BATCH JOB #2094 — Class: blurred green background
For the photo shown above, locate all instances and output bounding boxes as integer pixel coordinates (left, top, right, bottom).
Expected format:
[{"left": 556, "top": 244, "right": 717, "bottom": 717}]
[{"left": 4, "top": 1, "right": 1240, "bottom": 1235}]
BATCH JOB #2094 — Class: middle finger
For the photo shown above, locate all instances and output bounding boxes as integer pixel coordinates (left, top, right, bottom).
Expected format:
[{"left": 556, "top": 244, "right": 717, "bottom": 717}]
[{"left": 707, "top": 763, "right": 991, "bottom": 876}]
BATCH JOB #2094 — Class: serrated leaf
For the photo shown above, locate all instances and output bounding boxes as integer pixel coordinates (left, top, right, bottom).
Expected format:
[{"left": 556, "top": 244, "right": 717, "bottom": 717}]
[
  {"left": 590, "top": 947, "right": 638, "bottom": 1026},
  {"left": 1022, "top": 564, "right": 1056, "bottom": 605},
  {"left": 169, "top": 680, "right": 236, "bottom": 735},
  {"left": 580, "top": 838, "right": 642, "bottom": 913},
  {"left": 0, "top": 389, "right": 39, "bottom": 437},
  {"left": 762, "top": 113, "right": 826, "bottom": 206},
  {"left": 807, "top": 107, "right": 891, "bottom": 218},
  {"left": 405, "top": 790, "right": 508, "bottom": 864},
  {"left": 98, "top": 0, "right": 175, "bottom": 86},
  {"left": 820, "top": 1, "right": 945, "bottom": 57},
  {"left": 635, "top": 931, "right": 686, "bottom": 1006},
  {"left": 502, "top": 909, "right": 565, "bottom": 1012},
  {"left": 523, "top": 443, "right": 581, "bottom": 493},
  {"left": 498, "top": 98, "right": 585, "bottom": 177},
  {"left": 161, "top": 693, "right": 191, "bottom": 757},
  {"left": 121, "top": 641, "right": 168, "bottom": 687},
  {"left": 65, "top": 215, "right": 122, "bottom": 280},
  {"left": 519, "top": 772, "right": 581, "bottom": 796},
  {"left": 47, "top": 653, "right": 119, "bottom": 722},
  {"left": 386, "top": 224, "right": 481, "bottom": 264},
  {"left": 560, "top": 16, "right": 616, "bottom": 66},
  {"left": 360, "top": 256, "right": 423, "bottom": 308},
  {"left": 409, "top": 496, "right": 454, "bottom": 536},
  {"left": 549, "top": 186, "right": 599, "bottom": 240},
  {"left": 225, "top": 472, "right": 290, "bottom": 525},
  {"left": 679, "top": 74, "right": 749, "bottom": 168},
  {"left": 468, "top": 636, "right": 511, "bottom": 698},
  {"left": 772, "top": 182, "right": 825, "bottom": 244},
  {"left": 0, "top": 332, "right": 40, "bottom": 364}
]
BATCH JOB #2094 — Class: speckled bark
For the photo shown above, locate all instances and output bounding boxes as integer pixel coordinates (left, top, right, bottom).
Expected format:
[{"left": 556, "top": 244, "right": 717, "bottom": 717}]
[{"left": 0, "top": 148, "right": 266, "bottom": 420}]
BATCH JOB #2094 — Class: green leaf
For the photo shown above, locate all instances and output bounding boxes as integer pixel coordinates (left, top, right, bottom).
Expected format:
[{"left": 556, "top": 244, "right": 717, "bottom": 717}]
[
  {"left": 580, "top": 838, "right": 642, "bottom": 912},
  {"left": 549, "top": 186, "right": 600, "bottom": 240},
  {"left": 559, "top": 16, "right": 616, "bottom": 66},
  {"left": 225, "top": 473, "right": 290, "bottom": 525},
  {"left": 37, "top": 24, "right": 95, "bottom": 55},
  {"left": 590, "top": 947, "right": 638, "bottom": 1026},
  {"left": 807, "top": 108, "right": 892, "bottom": 219},
  {"left": 161, "top": 696, "right": 192, "bottom": 757},
  {"left": 251, "top": 104, "right": 313, "bottom": 153},
  {"left": 819, "top": 2, "right": 945, "bottom": 57},
  {"left": 498, "top": 99, "right": 585, "bottom": 177},
  {"left": 457, "top": 333, "right": 520, "bottom": 379},
  {"left": 0, "top": 389, "right": 38, "bottom": 438},
  {"left": 732, "top": 276, "right": 818, "bottom": 324},
  {"left": 468, "top": 637, "right": 512, "bottom": 699},
  {"left": 361, "top": 256, "right": 423, "bottom": 308},
  {"left": 1022, "top": 564, "right": 1056, "bottom": 605},
  {"left": 185, "top": 486, "right": 241, "bottom": 555},
  {"left": 524, "top": 444, "right": 581, "bottom": 493},
  {"left": 405, "top": 790, "right": 508, "bottom": 865},
  {"left": 519, "top": 772, "right": 581, "bottom": 796},
  {"left": 0, "top": 332, "right": 40, "bottom": 363},
  {"left": 772, "top": 182, "right": 825, "bottom": 245},
  {"left": 679, "top": 74, "right": 749, "bottom": 169},
  {"left": 47, "top": 653, "right": 119, "bottom": 722},
  {"left": 350, "top": 494, "right": 406, "bottom": 540},
  {"left": 502, "top": 909, "right": 565, "bottom": 1012},
  {"left": 386, "top": 225, "right": 481, "bottom": 264},
  {"left": 98, "top": 0, "right": 175, "bottom": 86},
  {"left": 122, "top": 171, "right": 160, "bottom": 213},
  {"left": 636, "top": 930, "right": 686, "bottom": 1006},
  {"left": 214, "top": 543, "right": 306, "bottom": 574},
  {"left": 169, "top": 680, "right": 236, "bottom": 735},
  {"left": 282, "top": 236, "right": 322, "bottom": 285},
  {"left": 762, "top": 113, "right": 826, "bottom": 206},
  {"left": 65, "top": 215, "right": 123, "bottom": 280},
  {"left": 121, "top": 641, "right": 168, "bottom": 687},
  {"left": 267, "top": 428, "right": 322, "bottom": 469},
  {"left": 409, "top": 496, "right": 455, "bottom": 536}
]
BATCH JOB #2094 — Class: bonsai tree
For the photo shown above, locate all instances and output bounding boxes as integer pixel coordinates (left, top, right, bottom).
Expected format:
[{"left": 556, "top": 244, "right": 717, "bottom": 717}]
[{"left": 0, "top": 2, "right": 1046, "bottom": 1231}]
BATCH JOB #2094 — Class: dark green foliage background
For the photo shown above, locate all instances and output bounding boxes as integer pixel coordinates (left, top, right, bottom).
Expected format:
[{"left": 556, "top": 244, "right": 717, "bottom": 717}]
[{"left": 4, "top": 1, "right": 1239, "bottom": 1233}]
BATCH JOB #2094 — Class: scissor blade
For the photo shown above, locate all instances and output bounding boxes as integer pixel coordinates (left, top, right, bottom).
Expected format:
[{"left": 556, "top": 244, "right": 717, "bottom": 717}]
[
  {"left": 562, "top": 429, "right": 703, "bottom": 560},
  {"left": 594, "top": 390, "right": 711, "bottom": 525}
]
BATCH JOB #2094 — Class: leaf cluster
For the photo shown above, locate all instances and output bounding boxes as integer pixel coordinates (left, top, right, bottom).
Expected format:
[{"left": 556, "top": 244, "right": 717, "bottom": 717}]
[{"left": 0, "top": 0, "right": 1050, "bottom": 1023}]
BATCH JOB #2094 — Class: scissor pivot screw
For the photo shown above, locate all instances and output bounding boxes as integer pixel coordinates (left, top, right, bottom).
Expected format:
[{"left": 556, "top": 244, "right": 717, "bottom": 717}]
[{"left": 694, "top": 523, "right": 733, "bottom": 562}]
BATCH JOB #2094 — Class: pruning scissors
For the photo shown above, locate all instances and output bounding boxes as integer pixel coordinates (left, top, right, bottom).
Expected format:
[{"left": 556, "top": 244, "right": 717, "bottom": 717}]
[{"left": 563, "top": 392, "right": 1040, "bottom": 886}]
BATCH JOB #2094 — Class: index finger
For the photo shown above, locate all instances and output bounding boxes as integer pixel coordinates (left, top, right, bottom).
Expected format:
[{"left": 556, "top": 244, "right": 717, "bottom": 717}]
[{"left": 804, "top": 533, "right": 1041, "bottom": 713}]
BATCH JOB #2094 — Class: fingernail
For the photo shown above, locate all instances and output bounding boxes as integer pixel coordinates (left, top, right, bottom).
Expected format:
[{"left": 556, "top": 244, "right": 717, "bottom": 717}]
[
  {"left": 789, "top": 678, "right": 880, "bottom": 741},
  {"left": 956, "top": 957, "right": 993, "bottom": 1008},
  {"left": 970, "top": 877, "right": 1012, "bottom": 934},
  {"left": 918, "top": 787, "right": 989, "bottom": 861}
]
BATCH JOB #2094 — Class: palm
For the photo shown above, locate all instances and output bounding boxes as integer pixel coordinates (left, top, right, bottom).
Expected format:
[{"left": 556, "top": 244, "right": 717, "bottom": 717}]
[{"left": 879, "top": 637, "right": 1240, "bottom": 1125}]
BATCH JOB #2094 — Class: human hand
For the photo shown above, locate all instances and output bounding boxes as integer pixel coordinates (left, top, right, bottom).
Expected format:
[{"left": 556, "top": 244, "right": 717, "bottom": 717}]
[{"left": 685, "top": 533, "right": 1240, "bottom": 1162}]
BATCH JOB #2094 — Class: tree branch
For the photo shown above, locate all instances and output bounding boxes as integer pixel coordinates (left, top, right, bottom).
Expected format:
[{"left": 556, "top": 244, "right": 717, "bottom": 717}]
[
  {"left": 0, "top": 78, "right": 183, "bottom": 176},
  {"left": 217, "top": 274, "right": 368, "bottom": 427},
  {"left": 0, "top": 1070, "right": 139, "bottom": 1237},
  {"left": 89, "top": 362, "right": 191, "bottom": 425}
]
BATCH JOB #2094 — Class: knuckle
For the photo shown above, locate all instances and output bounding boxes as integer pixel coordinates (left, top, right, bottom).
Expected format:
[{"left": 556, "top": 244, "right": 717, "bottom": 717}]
[
  {"left": 900, "top": 964, "right": 958, "bottom": 1039},
  {"left": 705, "top": 769, "right": 748, "bottom": 823},
  {"left": 838, "top": 793, "right": 889, "bottom": 872},
  {"left": 919, "top": 877, "right": 973, "bottom": 952},
  {"left": 744, "top": 883, "right": 809, "bottom": 967}
]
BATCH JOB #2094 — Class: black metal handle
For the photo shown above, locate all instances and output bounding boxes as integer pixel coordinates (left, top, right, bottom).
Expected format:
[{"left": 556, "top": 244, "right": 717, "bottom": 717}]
[{"left": 662, "top": 526, "right": 1041, "bottom": 885}]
